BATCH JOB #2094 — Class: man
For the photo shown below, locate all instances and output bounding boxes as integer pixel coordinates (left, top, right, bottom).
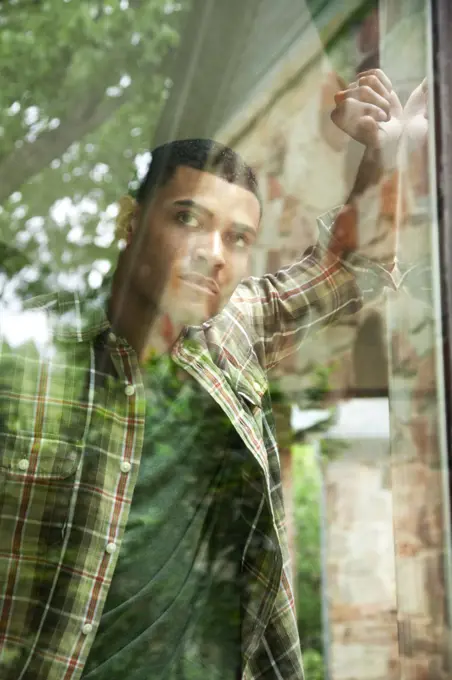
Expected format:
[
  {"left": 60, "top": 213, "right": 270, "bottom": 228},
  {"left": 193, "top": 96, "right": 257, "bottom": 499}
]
[{"left": 0, "top": 70, "right": 411, "bottom": 679}]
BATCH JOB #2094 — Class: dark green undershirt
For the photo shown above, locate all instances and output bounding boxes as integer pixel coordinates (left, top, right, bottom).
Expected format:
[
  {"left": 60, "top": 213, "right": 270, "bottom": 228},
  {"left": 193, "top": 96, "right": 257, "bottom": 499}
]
[{"left": 82, "top": 354, "right": 247, "bottom": 680}]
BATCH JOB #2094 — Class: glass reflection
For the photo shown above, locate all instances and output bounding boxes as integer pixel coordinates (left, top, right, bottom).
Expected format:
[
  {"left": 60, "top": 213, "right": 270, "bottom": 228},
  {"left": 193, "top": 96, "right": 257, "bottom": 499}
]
[{"left": 0, "top": 2, "right": 451, "bottom": 680}]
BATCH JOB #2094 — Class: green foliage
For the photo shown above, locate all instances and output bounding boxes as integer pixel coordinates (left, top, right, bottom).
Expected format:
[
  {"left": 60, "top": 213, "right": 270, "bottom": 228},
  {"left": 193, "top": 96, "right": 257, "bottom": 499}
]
[
  {"left": 319, "top": 436, "right": 347, "bottom": 460},
  {"left": 293, "top": 444, "right": 326, "bottom": 676},
  {"left": 0, "top": 0, "right": 191, "bottom": 300},
  {"left": 302, "top": 363, "right": 334, "bottom": 407},
  {"left": 271, "top": 363, "right": 345, "bottom": 461},
  {"left": 302, "top": 649, "right": 325, "bottom": 680},
  {"left": 293, "top": 445, "right": 322, "bottom": 646}
]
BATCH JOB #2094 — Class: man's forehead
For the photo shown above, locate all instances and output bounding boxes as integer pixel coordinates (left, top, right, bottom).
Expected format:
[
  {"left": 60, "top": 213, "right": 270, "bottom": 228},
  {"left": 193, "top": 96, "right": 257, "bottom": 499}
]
[{"left": 160, "top": 166, "right": 260, "bottom": 216}]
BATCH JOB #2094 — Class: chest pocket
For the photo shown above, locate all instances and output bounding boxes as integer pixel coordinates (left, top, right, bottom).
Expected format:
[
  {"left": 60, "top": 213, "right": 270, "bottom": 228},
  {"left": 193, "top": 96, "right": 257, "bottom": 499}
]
[
  {"left": 0, "top": 345, "right": 89, "bottom": 556},
  {"left": 0, "top": 342, "right": 90, "bottom": 445},
  {"left": 0, "top": 432, "right": 82, "bottom": 477},
  {"left": 0, "top": 434, "right": 82, "bottom": 558}
]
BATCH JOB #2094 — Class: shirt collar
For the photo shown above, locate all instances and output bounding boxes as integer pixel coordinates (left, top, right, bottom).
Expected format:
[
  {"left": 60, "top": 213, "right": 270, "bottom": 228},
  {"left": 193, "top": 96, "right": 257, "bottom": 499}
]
[
  {"left": 29, "top": 277, "right": 113, "bottom": 343},
  {"left": 50, "top": 280, "right": 209, "bottom": 345}
]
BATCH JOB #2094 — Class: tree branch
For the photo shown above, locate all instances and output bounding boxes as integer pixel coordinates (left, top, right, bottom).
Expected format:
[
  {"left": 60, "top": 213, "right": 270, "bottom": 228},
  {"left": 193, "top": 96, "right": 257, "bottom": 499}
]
[
  {"left": 0, "top": 4, "right": 187, "bottom": 202},
  {"left": 0, "top": 82, "right": 137, "bottom": 203}
]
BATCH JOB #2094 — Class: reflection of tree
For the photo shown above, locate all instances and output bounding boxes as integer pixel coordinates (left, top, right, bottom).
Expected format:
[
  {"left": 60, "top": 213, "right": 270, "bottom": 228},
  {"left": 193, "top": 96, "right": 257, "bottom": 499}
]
[
  {"left": 0, "top": 0, "right": 191, "bottom": 300},
  {"left": 79, "top": 355, "right": 246, "bottom": 679}
]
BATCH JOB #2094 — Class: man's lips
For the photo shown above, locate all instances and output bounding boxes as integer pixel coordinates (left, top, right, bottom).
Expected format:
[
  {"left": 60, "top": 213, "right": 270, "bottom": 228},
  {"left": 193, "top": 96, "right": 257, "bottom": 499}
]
[{"left": 179, "top": 273, "right": 220, "bottom": 296}]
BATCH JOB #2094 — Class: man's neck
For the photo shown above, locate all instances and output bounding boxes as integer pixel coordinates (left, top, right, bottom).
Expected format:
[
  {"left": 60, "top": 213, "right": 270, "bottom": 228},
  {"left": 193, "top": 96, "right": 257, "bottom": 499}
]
[{"left": 107, "top": 271, "right": 184, "bottom": 363}]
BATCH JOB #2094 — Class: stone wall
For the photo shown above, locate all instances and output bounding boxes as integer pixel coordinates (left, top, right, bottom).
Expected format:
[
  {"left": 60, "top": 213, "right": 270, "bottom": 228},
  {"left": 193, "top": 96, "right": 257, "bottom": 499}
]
[{"left": 325, "top": 440, "right": 399, "bottom": 680}]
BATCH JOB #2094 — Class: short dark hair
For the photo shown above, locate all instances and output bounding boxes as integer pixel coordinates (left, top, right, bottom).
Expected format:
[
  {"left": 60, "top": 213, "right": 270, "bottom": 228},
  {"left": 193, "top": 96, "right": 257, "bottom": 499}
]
[{"left": 134, "top": 138, "right": 262, "bottom": 212}]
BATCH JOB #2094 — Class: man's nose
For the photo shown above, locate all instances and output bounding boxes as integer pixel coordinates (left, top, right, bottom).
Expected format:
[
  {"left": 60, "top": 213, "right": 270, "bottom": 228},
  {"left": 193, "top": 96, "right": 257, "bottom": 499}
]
[{"left": 193, "top": 230, "right": 225, "bottom": 269}]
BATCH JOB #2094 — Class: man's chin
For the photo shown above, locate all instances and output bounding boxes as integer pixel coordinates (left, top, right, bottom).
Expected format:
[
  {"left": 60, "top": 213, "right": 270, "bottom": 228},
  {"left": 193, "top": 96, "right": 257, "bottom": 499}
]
[{"left": 175, "top": 299, "right": 222, "bottom": 327}]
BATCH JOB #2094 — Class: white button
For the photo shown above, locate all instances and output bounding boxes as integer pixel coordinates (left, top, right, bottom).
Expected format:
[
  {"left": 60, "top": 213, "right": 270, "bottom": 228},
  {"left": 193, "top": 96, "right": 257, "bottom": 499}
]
[
  {"left": 124, "top": 384, "right": 135, "bottom": 396},
  {"left": 120, "top": 461, "right": 131, "bottom": 473},
  {"left": 82, "top": 623, "right": 93, "bottom": 635},
  {"left": 106, "top": 542, "right": 117, "bottom": 554},
  {"left": 18, "top": 458, "right": 29, "bottom": 471},
  {"left": 252, "top": 381, "right": 261, "bottom": 392},
  {"left": 108, "top": 331, "right": 117, "bottom": 343}
]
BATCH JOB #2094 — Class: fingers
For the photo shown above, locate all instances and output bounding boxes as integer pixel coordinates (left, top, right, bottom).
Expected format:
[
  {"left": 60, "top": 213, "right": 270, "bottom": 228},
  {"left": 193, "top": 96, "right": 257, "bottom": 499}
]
[
  {"left": 358, "top": 73, "right": 392, "bottom": 100},
  {"left": 331, "top": 98, "right": 382, "bottom": 146},
  {"left": 358, "top": 68, "right": 393, "bottom": 93},
  {"left": 332, "top": 94, "right": 387, "bottom": 128},
  {"left": 331, "top": 69, "right": 403, "bottom": 149},
  {"left": 335, "top": 84, "right": 391, "bottom": 119},
  {"left": 334, "top": 69, "right": 394, "bottom": 120},
  {"left": 341, "top": 70, "right": 393, "bottom": 99}
]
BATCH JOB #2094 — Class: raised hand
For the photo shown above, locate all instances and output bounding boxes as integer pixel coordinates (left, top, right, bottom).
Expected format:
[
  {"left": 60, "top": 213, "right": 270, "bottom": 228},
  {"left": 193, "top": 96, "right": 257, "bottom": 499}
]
[
  {"left": 327, "top": 70, "right": 404, "bottom": 263},
  {"left": 331, "top": 69, "right": 403, "bottom": 149},
  {"left": 327, "top": 70, "right": 428, "bottom": 267}
]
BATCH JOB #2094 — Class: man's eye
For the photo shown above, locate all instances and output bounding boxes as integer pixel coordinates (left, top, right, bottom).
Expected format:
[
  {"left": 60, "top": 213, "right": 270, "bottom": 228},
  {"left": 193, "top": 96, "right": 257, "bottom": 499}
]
[
  {"left": 227, "top": 232, "right": 251, "bottom": 249},
  {"left": 176, "top": 211, "right": 200, "bottom": 228}
]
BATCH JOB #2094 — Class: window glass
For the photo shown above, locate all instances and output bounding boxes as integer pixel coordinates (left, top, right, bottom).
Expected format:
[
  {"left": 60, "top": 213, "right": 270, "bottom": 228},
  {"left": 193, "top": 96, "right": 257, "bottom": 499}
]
[{"left": 0, "top": 1, "right": 450, "bottom": 679}]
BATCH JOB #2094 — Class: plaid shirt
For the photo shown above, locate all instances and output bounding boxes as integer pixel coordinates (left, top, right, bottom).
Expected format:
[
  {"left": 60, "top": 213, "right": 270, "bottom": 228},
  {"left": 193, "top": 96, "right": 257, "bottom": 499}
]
[{"left": 0, "top": 211, "right": 394, "bottom": 680}]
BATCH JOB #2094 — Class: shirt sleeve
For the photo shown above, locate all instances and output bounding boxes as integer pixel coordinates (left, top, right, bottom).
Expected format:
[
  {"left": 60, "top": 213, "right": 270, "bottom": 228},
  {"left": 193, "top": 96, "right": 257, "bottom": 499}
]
[
  {"left": 232, "top": 207, "right": 397, "bottom": 372},
  {"left": 244, "top": 563, "right": 305, "bottom": 680}
]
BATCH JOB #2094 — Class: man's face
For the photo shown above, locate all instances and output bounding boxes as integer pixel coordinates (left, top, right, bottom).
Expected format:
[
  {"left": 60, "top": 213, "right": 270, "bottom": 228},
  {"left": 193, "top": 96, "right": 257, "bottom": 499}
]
[{"left": 129, "top": 166, "right": 261, "bottom": 326}]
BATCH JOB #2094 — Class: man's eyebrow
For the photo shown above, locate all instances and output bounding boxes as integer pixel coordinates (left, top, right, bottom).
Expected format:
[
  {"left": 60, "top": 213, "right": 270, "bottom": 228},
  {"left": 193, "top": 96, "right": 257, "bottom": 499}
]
[
  {"left": 172, "top": 199, "right": 257, "bottom": 234},
  {"left": 232, "top": 222, "right": 258, "bottom": 237},
  {"left": 172, "top": 199, "right": 213, "bottom": 217}
]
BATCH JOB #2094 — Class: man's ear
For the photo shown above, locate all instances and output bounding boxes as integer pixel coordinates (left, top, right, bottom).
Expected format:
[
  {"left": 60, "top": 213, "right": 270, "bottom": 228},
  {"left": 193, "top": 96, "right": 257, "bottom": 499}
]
[
  {"left": 116, "top": 195, "right": 139, "bottom": 246},
  {"left": 127, "top": 208, "right": 140, "bottom": 247}
]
